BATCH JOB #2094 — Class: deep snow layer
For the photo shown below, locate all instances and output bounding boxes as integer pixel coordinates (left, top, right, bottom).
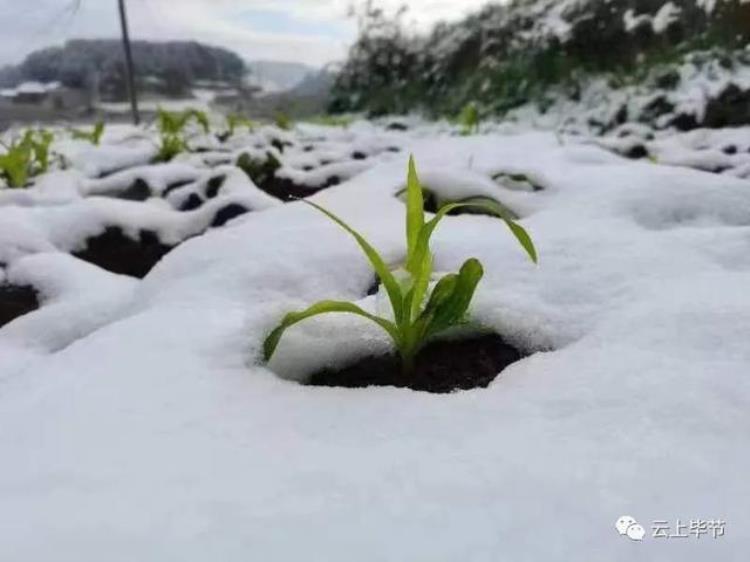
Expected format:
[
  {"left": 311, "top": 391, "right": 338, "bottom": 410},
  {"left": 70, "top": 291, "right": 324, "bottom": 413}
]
[{"left": 1, "top": 124, "right": 749, "bottom": 561}]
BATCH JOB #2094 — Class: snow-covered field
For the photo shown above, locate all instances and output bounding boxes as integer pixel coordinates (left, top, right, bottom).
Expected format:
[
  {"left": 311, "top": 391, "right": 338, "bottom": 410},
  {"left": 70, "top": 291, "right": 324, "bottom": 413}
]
[{"left": 1, "top": 119, "right": 748, "bottom": 560}]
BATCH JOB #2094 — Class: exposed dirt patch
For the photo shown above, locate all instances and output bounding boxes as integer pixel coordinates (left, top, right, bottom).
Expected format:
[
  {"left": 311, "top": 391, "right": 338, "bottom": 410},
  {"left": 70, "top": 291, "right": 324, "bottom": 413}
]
[
  {"left": 118, "top": 178, "right": 151, "bottom": 201},
  {"left": 162, "top": 179, "right": 195, "bottom": 198},
  {"left": 412, "top": 191, "right": 519, "bottom": 220},
  {"left": 0, "top": 284, "right": 39, "bottom": 327},
  {"left": 205, "top": 175, "right": 227, "bottom": 199},
  {"left": 179, "top": 193, "right": 203, "bottom": 211},
  {"left": 73, "top": 227, "right": 174, "bottom": 278},
  {"left": 306, "top": 333, "right": 523, "bottom": 393},
  {"left": 260, "top": 177, "right": 339, "bottom": 202},
  {"left": 211, "top": 204, "right": 250, "bottom": 227}
]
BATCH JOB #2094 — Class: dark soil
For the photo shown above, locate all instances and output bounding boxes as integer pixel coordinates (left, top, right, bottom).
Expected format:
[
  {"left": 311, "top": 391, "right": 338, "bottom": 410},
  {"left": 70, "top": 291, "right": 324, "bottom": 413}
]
[
  {"left": 73, "top": 227, "right": 174, "bottom": 278},
  {"left": 421, "top": 192, "right": 514, "bottom": 218},
  {"left": 306, "top": 333, "right": 523, "bottom": 393},
  {"left": 625, "top": 144, "right": 648, "bottom": 159},
  {"left": 236, "top": 151, "right": 342, "bottom": 202},
  {"left": 211, "top": 204, "right": 250, "bottom": 227},
  {"left": 365, "top": 275, "right": 380, "bottom": 296},
  {"left": 669, "top": 112, "right": 699, "bottom": 131},
  {"left": 179, "top": 193, "right": 203, "bottom": 211},
  {"left": 270, "top": 139, "right": 293, "bottom": 153},
  {"left": 386, "top": 122, "right": 408, "bottom": 131},
  {"left": 205, "top": 175, "right": 226, "bottom": 199},
  {"left": 256, "top": 176, "right": 338, "bottom": 202},
  {"left": 704, "top": 83, "right": 750, "bottom": 128},
  {"left": 118, "top": 178, "right": 151, "bottom": 201},
  {"left": 162, "top": 179, "right": 195, "bottom": 198},
  {"left": 0, "top": 284, "right": 39, "bottom": 327}
]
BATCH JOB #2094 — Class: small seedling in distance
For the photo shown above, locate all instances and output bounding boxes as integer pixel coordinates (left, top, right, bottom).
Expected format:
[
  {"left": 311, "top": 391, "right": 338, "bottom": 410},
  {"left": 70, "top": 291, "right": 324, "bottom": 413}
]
[
  {"left": 156, "top": 108, "right": 211, "bottom": 161},
  {"left": 72, "top": 120, "right": 105, "bottom": 145},
  {"left": 458, "top": 101, "right": 480, "bottom": 136}
]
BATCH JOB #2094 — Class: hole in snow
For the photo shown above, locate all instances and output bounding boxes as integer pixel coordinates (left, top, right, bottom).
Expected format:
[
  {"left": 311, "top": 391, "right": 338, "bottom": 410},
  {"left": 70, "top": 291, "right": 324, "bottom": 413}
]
[
  {"left": 0, "top": 284, "right": 39, "bottom": 328},
  {"left": 73, "top": 227, "right": 175, "bottom": 279},
  {"left": 204, "top": 175, "right": 227, "bottom": 199},
  {"left": 117, "top": 178, "right": 152, "bottom": 201},
  {"left": 395, "top": 187, "right": 520, "bottom": 220},
  {"left": 305, "top": 333, "right": 525, "bottom": 394},
  {"left": 211, "top": 204, "right": 250, "bottom": 228}
]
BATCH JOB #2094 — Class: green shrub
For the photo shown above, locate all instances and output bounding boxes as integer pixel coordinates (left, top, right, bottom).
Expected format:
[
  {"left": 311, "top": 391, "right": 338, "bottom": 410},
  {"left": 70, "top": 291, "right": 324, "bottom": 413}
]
[
  {"left": 263, "top": 156, "right": 537, "bottom": 374},
  {"left": 330, "top": 0, "right": 750, "bottom": 118}
]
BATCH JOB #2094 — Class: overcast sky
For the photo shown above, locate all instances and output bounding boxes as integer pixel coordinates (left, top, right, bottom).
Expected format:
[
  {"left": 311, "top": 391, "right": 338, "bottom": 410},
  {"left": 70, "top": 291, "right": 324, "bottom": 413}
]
[{"left": 0, "top": 0, "right": 493, "bottom": 68}]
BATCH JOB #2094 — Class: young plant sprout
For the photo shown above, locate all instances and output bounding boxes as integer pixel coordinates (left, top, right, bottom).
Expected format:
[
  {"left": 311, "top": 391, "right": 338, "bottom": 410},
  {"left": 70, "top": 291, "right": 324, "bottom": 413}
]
[
  {"left": 72, "top": 120, "right": 105, "bottom": 145},
  {"left": 156, "top": 108, "right": 211, "bottom": 162},
  {"left": 27, "top": 129, "right": 54, "bottom": 174},
  {"left": 226, "top": 114, "right": 255, "bottom": 137},
  {"left": 309, "top": 114, "right": 355, "bottom": 128},
  {"left": 0, "top": 129, "right": 55, "bottom": 188},
  {"left": 458, "top": 101, "right": 480, "bottom": 136},
  {"left": 263, "top": 156, "right": 537, "bottom": 375},
  {"left": 274, "top": 111, "right": 292, "bottom": 131}
]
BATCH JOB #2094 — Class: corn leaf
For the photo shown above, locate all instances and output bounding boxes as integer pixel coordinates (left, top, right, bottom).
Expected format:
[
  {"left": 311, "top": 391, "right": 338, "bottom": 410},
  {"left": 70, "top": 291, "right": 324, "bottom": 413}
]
[
  {"left": 422, "top": 258, "right": 484, "bottom": 338},
  {"left": 505, "top": 219, "right": 537, "bottom": 264},
  {"left": 412, "top": 202, "right": 538, "bottom": 269},
  {"left": 188, "top": 110, "right": 210, "bottom": 134},
  {"left": 263, "top": 300, "right": 399, "bottom": 361},
  {"left": 302, "top": 200, "right": 405, "bottom": 323},
  {"left": 405, "top": 155, "right": 424, "bottom": 271},
  {"left": 92, "top": 121, "right": 105, "bottom": 145},
  {"left": 404, "top": 250, "right": 432, "bottom": 322}
]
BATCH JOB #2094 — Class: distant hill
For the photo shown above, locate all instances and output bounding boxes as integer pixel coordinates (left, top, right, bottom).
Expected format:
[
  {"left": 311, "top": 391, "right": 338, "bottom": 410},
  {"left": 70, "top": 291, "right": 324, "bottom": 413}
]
[
  {"left": 0, "top": 39, "right": 246, "bottom": 100},
  {"left": 246, "top": 61, "right": 316, "bottom": 93}
]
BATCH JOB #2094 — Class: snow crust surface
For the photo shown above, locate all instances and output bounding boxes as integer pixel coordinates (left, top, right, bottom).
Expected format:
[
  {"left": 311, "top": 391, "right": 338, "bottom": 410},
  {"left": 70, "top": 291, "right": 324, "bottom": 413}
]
[{"left": 0, "top": 123, "right": 748, "bottom": 560}]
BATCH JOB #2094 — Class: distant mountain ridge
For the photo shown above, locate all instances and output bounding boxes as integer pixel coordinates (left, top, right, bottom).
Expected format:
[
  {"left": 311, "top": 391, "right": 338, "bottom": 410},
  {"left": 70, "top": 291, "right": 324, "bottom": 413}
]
[
  {"left": 0, "top": 39, "right": 246, "bottom": 100},
  {"left": 246, "top": 60, "right": 316, "bottom": 93}
]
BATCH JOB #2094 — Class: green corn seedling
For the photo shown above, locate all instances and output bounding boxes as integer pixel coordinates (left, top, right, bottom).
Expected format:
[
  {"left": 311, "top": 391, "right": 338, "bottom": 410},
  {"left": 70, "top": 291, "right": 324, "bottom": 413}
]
[
  {"left": 72, "top": 120, "right": 105, "bottom": 145},
  {"left": 308, "top": 114, "right": 355, "bottom": 128},
  {"left": 225, "top": 114, "right": 255, "bottom": 138},
  {"left": 458, "top": 102, "right": 480, "bottom": 136},
  {"left": 263, "top": 156, "right": 537, "bottom": 375},
  {"left": 274, "top": 111, "right": 292, "bottom": 131},
  {"left": 0, "top": 129, "right": 55, "bottom": 188},
  {"left": 29, "top": 129, "right": 54, "bottom": 173},
  {"left": 0, "top": 137, "right": 33, "bottom": 188},
  {"left": 156, "top": 108, "right": 211, "bottom": 161}
]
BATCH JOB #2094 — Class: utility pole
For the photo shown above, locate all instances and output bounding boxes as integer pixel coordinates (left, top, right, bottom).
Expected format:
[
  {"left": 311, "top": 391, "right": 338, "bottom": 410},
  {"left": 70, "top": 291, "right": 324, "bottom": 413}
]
[{"left": 118, "top": 0, "right": 140, "bottom": 125}]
